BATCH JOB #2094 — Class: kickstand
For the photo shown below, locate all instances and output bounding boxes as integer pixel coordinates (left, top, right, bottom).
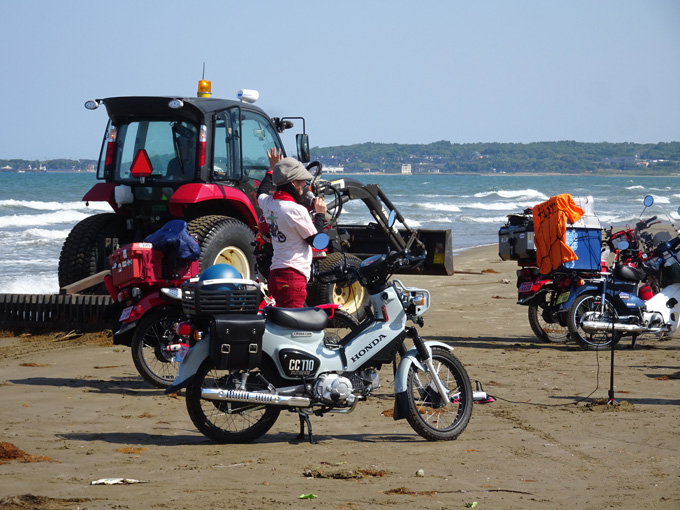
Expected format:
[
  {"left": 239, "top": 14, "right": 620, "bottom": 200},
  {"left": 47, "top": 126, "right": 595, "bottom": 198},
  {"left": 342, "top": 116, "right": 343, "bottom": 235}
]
[{"left": 297, "top": 412, "right": 316, "bottom": 444}]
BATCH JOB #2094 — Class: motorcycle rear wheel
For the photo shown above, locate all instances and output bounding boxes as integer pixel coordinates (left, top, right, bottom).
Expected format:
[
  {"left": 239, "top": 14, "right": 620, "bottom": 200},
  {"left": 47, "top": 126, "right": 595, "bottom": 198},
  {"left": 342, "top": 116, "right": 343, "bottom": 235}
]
[
  {"left": 131, "top": 307, "right": 183, "bottom": 389},
  {"left": 405, "top": 347, "right": 473, "bottom": 441},
  {"left": 527, "top": 299, "right": 569, "bottom": 343},
  {"left": 185, "top": 359, "right": 281, "bottom": 443},
  {"left": 567, "top": 291, "right": 622, "bottom": 350}
]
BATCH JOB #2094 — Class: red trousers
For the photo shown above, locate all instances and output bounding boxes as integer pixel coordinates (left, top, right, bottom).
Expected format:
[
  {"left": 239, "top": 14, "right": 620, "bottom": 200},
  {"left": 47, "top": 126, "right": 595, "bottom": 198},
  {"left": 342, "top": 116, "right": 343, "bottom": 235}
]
[{"left": 268, "top": 268, "right": 307, "bottom": 308}]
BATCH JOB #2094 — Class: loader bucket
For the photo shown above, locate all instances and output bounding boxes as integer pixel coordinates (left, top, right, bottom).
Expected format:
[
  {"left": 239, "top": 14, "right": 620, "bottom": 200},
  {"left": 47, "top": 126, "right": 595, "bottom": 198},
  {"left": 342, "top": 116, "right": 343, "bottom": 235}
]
[{"left": 331, "top": 224, "right": 454, "bottom": 276}]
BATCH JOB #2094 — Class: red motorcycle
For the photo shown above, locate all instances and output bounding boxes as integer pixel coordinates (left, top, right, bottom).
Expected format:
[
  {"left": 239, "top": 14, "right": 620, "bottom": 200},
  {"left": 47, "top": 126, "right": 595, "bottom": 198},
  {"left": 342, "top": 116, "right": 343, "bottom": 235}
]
[
  {"left": 500, "top": 208, "right": 602, "bottom": 343},
  {"left": 105, "top": 222, "right": 200, "bottom": 388},
  {"left": 517, "top": 266, "right": 599, "bottom": 343}
]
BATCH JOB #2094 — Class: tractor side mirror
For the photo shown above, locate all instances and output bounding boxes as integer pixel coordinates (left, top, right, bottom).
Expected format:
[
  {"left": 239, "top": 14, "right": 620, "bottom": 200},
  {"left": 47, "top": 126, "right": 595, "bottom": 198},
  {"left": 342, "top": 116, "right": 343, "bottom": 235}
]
[{"left": 296, "top": 134, "right": 310, "bottom": 163}]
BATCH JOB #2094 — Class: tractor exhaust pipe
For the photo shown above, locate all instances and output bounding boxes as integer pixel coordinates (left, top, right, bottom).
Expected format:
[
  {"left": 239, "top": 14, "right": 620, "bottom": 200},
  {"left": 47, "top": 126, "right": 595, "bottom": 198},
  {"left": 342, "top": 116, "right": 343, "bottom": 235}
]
[{"left": 201, "top": 388, "right": 311, "bottom": 407}]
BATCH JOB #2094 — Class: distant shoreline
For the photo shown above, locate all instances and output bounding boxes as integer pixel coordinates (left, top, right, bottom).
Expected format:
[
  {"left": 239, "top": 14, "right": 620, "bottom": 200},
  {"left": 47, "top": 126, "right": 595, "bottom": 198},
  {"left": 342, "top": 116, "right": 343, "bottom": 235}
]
[
  {"left": 330, "top": 171, "right": 680, "bottom": 178},
  {"left": 2, "top": 169, "right": 679, "bottom": 178}
]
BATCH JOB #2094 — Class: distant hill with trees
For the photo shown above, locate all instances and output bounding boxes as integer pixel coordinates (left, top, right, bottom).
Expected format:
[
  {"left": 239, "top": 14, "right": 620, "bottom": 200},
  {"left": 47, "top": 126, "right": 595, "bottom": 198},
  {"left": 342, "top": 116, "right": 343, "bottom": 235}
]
[
  {"left": 2, "top": 141, "right": 680, "bottom": 174},
  {"left": 311, "top": 141, "right": 680, "bottom": 174}
]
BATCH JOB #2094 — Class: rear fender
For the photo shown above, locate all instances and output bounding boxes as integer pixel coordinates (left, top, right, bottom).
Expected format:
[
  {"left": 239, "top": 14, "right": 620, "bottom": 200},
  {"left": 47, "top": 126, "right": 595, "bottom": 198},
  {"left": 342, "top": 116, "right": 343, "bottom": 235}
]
[
  {"left": 558, "top": 282, "right": 614, "bottom": 312},
  {"left": 168, "top": 183, "right": 258, "bottom": 229},
  {"left": 392, "top": 341, "right": 453, "bottom": 420},
  {"left": 517, "top": 286, "right": 549, "bottom": 306},
  {"left": 163, "top": 338, "right": 209, "bottom": 394},
  {"left": 82, "top": 182, "right": 120, "bottom": 212},
  {"left": 121, "top": 293, "right": 167, "bottom": 324}
]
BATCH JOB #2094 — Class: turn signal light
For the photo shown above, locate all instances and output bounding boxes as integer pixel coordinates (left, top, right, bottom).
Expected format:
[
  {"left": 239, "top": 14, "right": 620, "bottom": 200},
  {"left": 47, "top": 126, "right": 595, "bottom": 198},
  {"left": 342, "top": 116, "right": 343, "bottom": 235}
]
[
  {"left": 104, "top": 126, "right": 117, "bottom": 167},
  {"left": 198, "top": 125, "right": 207, "bottom": 167}
]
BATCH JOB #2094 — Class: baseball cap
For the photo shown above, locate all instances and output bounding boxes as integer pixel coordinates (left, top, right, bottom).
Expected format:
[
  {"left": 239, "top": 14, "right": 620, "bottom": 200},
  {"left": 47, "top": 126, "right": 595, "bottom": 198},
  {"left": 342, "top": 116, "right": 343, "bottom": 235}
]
[{"left": 273, "top": 157, "right": 313, "bottom": 186}]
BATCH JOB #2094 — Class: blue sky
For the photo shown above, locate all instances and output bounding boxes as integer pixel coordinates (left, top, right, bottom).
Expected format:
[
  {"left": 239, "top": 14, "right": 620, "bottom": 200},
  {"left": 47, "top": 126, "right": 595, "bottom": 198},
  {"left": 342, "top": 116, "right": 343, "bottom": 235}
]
[{"left": 1, "top": 0, "right": 678, "bottom": 160}]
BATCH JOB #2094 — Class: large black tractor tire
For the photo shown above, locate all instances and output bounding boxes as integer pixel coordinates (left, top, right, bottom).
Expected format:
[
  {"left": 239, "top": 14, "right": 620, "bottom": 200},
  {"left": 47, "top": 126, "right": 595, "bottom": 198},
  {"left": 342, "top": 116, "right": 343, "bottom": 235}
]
[
  {"left": 307, "top": 253, "right": 369, "bottom": 321},
  {"left": 58, "top": 213, "right": 127, "bottom": 293},
  {"left": 187, "top": 215, "right": 256, "bottom": 280}
]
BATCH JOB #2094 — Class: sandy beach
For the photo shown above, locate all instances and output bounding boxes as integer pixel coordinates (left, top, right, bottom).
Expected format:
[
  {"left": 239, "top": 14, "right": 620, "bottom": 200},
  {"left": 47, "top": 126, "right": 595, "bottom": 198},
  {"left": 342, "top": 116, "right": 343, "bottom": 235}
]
[{"left": 1, "top": 243, "right": 679, "bottom": 510}]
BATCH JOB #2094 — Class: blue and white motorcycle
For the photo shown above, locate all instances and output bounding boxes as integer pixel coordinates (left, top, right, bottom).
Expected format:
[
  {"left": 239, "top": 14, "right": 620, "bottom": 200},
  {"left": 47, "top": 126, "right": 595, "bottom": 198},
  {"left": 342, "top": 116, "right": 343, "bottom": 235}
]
[{"left": 164, "top": 235, "right": 473, "bottom": 443}]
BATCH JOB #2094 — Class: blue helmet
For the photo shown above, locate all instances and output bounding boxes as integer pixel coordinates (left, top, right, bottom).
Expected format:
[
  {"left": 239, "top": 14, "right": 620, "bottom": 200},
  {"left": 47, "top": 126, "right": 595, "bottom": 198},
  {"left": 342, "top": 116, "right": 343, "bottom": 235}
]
[{"left": 198, "top": 264, "right": 242, "bottom": 290}]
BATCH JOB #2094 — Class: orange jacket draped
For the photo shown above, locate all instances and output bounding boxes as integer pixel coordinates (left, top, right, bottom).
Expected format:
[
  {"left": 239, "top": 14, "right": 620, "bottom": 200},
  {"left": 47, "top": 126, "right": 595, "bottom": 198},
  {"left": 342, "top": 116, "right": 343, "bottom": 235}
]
[{"left": 533, "top": 194, "right": 584, "bottom": 275}]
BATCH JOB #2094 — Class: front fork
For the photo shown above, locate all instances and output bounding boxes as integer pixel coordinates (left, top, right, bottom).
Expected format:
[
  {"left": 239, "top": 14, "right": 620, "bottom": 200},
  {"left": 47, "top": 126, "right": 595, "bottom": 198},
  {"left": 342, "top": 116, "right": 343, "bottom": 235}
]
[
  {"left": 407, "top": 326, "right": 451, "bottom": 405},
  {"left": 393, "top": 328, "right": 453, "bottom": 420}
]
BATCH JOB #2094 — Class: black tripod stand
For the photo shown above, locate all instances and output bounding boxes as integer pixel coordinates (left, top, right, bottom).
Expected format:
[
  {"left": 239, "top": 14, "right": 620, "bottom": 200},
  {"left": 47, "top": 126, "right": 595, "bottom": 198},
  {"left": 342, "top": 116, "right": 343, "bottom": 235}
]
[{"left": 607, "top": 316, "right": 618, "bottom": 404}]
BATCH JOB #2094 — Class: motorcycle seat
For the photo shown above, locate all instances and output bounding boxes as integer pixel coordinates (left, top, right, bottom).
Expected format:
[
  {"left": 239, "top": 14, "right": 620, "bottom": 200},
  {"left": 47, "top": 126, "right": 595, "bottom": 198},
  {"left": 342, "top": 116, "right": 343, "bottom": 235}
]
[
  {"left": 263, "top": 306, "right": 328, "bottom": 331},
  {"left": 613, "top": 264, "right": 647, "bottom": 282}
]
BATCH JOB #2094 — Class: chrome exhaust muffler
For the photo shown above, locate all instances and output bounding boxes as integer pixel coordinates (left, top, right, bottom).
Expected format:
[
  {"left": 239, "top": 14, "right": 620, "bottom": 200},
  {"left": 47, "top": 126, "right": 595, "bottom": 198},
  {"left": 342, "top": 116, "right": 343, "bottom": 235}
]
[
  {"left": 201, "top": 388, "right": 311, "bottom": 407},
  {"left": 581, "top": 320, "right": 664, "bottom": 334}
]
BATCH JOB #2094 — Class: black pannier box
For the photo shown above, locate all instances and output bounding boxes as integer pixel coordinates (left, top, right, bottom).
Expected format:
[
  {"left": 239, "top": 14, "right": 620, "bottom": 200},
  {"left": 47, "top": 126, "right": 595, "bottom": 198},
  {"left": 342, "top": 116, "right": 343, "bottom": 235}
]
[
  {"left": 210, "top": 313, "right": 266, "bottom": 370},
  {"left": 498, "top": 213, "right": 536, "bottom": 264}
]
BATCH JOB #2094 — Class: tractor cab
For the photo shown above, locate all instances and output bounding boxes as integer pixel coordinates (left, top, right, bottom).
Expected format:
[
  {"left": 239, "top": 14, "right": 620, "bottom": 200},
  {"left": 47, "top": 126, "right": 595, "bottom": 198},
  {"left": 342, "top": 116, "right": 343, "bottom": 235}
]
[{"left": 83, "top": 82, "right": 308, "bottom": 223}]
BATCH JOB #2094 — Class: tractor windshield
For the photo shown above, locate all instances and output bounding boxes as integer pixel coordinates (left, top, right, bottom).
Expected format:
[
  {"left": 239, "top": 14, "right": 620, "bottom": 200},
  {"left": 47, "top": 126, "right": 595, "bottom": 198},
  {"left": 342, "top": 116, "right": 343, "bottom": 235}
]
[{"left": 102, "top": 120, "right": 199, "bottom": 184}]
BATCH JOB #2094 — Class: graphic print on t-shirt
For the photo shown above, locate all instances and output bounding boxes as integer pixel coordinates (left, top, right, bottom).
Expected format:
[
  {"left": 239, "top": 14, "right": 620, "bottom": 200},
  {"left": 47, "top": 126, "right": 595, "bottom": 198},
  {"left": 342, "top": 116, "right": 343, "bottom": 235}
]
[{"left": 266, "top": 212, "right": 287, "bottom": 243}]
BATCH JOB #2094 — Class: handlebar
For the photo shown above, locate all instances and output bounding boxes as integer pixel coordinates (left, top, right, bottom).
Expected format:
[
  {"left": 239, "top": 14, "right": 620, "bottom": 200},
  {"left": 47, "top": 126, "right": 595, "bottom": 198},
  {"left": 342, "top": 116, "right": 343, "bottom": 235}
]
[
  {"left": 391, "top": 250, "right": 426, "bottom": 269},
  {"left": 636, "top": 215, "right": 658, "bottom": 231},
  {"left": 315, "top": 260, "right": 358, "bottom": 284},
  {"left": 652, "top": 235, "right": 680, "bottom": 258}
]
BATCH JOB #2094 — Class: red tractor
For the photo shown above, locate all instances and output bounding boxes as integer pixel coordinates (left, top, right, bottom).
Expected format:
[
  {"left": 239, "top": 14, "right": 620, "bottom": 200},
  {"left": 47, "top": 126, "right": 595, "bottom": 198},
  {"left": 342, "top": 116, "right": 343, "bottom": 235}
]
[{"left": 59, "top": 82, "right": 296, "bottom": 291}]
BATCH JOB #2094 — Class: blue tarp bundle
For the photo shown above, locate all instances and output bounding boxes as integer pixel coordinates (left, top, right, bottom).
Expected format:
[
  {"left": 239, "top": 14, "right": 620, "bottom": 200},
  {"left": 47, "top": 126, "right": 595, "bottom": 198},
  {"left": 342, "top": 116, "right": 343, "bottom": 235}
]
[{"left": 144, "top": 220, "right": 200, "bottom": 261}]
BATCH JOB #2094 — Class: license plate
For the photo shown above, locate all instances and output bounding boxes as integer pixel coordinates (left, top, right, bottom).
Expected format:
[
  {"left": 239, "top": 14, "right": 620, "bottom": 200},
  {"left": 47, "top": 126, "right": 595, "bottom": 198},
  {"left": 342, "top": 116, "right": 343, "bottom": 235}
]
[
  {"left": 119, "top": 306, "right": 133, "bottom": 322},
  {"left": 518, "top": 281, "right": 533, "bottom": 293},
  {"left": 556, "top": 292, "right": 570, "bottom": 305}
]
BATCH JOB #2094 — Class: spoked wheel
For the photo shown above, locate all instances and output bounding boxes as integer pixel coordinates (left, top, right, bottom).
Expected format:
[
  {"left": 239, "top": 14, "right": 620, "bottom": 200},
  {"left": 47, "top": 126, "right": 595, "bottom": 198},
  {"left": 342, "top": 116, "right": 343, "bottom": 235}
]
[
  {"left": 567, "top": 291, "right": 622, "bottom": 350},
  {"left": 405, "top": 347, "right": 473, "bottom": 441},
  {"left": 131, "top": 307, "right": 183, "bottom": 388},
  {"left": 185, "top": 359, "right": 281, "bottom": 443},
  {"left": 527, "top": 295, "right": 569, "bottom": 343}
]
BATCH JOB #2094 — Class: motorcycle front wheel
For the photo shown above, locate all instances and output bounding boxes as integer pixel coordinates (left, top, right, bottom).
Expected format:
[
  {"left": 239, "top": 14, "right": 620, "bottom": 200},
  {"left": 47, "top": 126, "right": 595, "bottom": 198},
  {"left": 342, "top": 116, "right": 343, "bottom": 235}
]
[
  {"left": 131, "top": 307, "right": 183, "bottom": 388},
  {"left": 185, "top": 359, "right": 281, "bottom": 443},
  {"left": 566, "top": 291, "right": 622, "bottom": 350},
  {"left": 405, "top": 347, "right": 473, "bottom": 441}
]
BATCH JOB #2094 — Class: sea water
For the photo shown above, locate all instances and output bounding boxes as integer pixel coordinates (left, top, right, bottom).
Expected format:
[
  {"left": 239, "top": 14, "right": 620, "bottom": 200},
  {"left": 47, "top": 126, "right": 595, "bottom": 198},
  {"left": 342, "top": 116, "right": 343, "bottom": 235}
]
[{"left": 0, "top": 171, "right": 678, "bottom": 294}]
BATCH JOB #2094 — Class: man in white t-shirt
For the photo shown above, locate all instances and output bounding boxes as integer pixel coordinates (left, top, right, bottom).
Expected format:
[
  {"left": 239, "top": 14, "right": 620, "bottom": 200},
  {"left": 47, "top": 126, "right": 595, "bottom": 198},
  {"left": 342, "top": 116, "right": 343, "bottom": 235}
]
[{"left": 257, "top": 152, "right": 327, "bottom": 307}]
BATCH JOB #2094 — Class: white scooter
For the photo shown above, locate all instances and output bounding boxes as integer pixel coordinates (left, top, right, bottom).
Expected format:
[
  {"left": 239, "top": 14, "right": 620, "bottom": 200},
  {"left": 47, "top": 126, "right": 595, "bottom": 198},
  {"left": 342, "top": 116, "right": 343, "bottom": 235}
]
[
  {"left": 164, "top": 232, "right": 473, "bottom": 444},
  {"left": 580, "top": 230, "right": 680, "bottom": 345}
]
